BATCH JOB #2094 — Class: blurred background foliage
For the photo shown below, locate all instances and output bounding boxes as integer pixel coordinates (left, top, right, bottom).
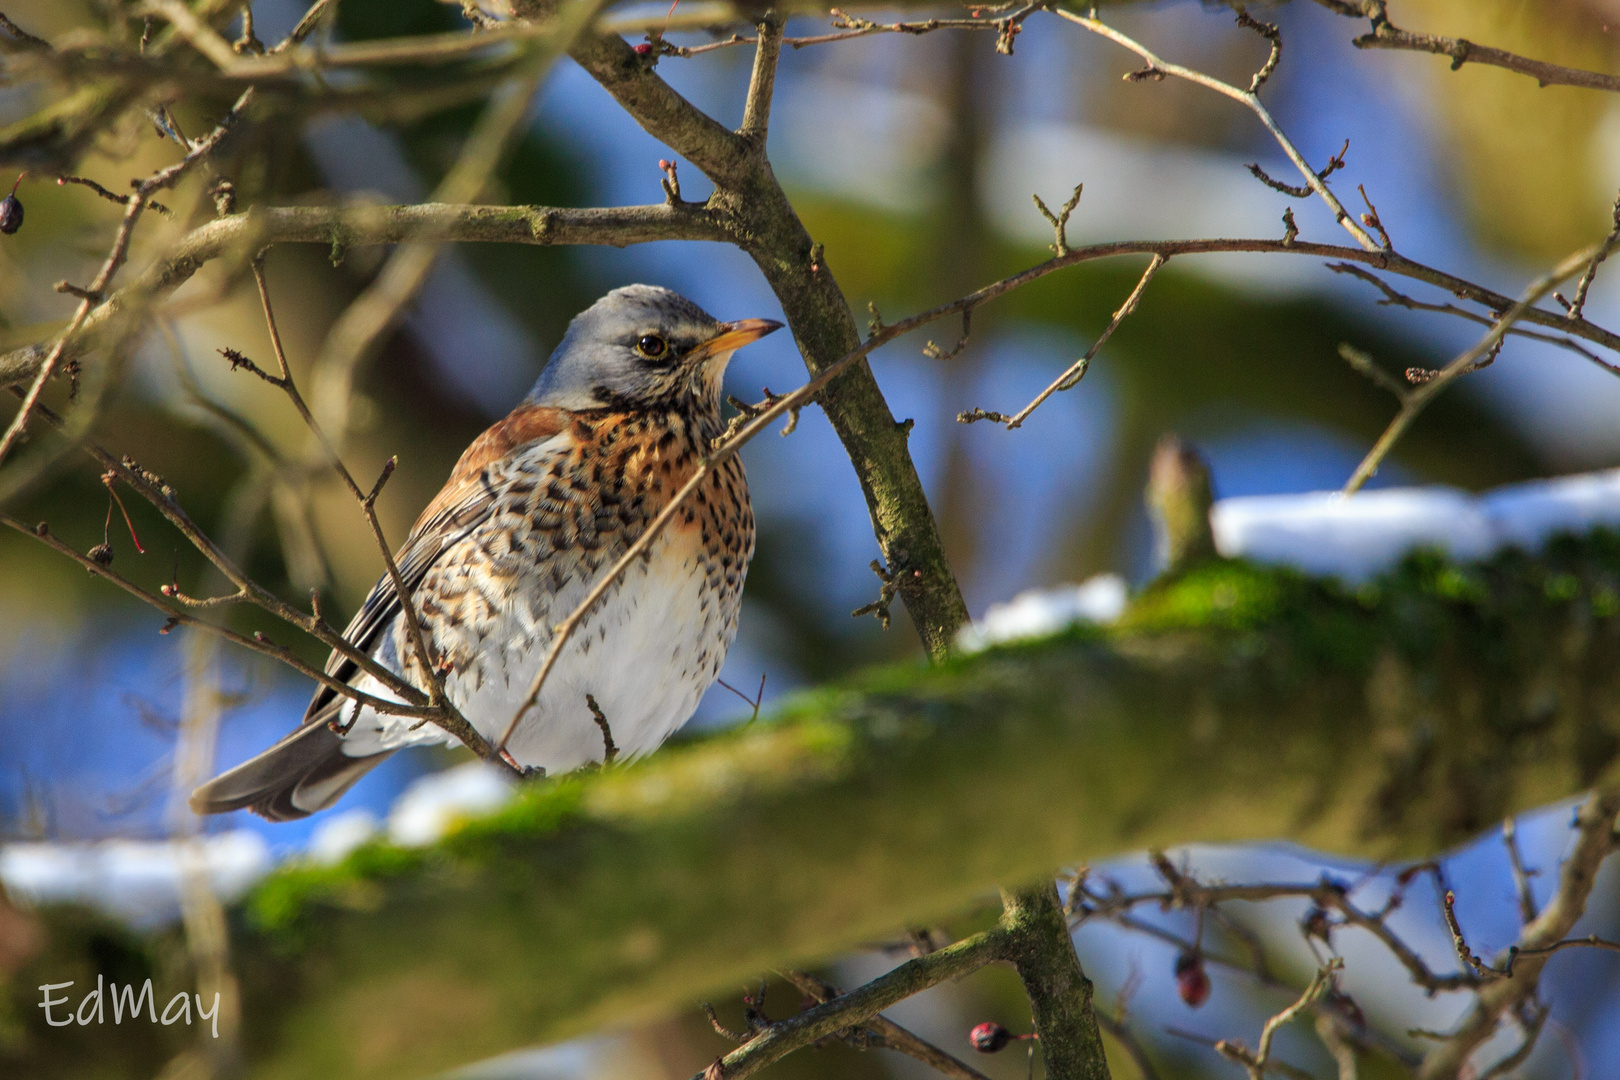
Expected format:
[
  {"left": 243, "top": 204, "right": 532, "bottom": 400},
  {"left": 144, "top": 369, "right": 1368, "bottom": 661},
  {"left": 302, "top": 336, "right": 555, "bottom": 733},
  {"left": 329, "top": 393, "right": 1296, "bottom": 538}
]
[{"left": 2, "top": 0, "right": 1620, "bottom": 1076}]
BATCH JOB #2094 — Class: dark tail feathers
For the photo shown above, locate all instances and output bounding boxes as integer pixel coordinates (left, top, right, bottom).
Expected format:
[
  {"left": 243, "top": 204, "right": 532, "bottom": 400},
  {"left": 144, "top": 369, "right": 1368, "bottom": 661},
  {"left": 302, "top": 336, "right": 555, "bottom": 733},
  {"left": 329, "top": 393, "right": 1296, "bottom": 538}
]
[{"left": 189, "top": 722, "right": 394, "bottom": 822}]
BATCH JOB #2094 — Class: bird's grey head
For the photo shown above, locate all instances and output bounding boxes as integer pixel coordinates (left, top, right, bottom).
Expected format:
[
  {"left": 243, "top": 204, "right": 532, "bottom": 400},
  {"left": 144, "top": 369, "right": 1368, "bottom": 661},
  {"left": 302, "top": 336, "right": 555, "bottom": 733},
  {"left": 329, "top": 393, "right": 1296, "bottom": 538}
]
[{"left": 527, "top": 285, "right": 782, "bottom": 413}]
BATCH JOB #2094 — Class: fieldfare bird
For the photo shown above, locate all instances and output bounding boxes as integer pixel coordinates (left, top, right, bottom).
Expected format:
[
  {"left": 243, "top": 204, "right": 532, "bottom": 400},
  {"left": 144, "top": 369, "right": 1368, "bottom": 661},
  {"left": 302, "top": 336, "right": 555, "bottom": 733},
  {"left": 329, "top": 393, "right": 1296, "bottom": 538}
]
[{"left": 191, "top": 285, "right": 781, "bottom": 820}]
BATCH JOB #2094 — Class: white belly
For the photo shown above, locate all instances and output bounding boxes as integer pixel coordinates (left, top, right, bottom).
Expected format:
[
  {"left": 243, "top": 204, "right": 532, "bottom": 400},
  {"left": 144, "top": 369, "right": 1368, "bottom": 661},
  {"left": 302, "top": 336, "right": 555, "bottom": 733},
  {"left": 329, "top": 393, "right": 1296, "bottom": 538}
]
[{"left": 333, "top": 531, "right": 733, "bottom": 774}]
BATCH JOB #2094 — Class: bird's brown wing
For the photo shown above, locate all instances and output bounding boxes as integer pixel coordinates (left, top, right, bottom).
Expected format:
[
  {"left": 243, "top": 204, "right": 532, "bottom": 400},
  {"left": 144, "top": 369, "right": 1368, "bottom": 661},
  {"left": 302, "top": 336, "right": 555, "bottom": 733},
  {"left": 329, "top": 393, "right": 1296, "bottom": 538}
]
[{"left": 303, "top": 405, "right": 571, "bottom": 728}]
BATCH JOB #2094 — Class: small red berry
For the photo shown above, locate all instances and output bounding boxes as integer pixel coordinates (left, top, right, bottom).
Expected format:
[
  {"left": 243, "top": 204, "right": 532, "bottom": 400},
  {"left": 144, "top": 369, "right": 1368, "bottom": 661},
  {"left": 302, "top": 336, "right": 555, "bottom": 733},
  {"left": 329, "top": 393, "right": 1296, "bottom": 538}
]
[
  {"left": 969, "top": 1022, "right": 1011, "bottom": 1053},
  {"left": 1175, "top": 952, "right": 1210, "bottom": 1008},
  {"left": 633, "top": 42, "right": 654, "bottom": 57}
]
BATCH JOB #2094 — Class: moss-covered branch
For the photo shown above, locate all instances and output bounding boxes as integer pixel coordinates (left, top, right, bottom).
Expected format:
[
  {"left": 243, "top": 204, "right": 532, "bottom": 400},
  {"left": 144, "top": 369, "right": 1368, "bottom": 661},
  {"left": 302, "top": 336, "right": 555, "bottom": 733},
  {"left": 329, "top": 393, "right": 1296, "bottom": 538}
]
[
  {"left": 6, "top": 536, "right": 1620, "bottom": 1079},
  {"left": 999, "top": 884, "right": 1112, "bottom": 1080}
]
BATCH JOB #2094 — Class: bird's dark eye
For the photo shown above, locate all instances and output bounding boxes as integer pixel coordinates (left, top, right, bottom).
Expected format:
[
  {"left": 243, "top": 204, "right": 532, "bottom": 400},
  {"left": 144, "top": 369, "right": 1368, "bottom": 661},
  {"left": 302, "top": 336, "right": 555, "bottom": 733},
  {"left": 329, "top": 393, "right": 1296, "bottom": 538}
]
[{"left": 635, "top": 334, "right": 669, "bottom": 360}]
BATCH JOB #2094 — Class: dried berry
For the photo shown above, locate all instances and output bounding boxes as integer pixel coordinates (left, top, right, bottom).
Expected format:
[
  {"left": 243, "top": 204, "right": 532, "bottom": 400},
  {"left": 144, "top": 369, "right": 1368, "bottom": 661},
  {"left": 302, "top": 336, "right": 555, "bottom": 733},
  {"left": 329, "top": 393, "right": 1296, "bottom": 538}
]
[
  {"left": 0, "top": 174, "right": 22, "bottom": 235},
  {"left": 88, "top": 543, "right": 114, "bottom": 567},
  {"left": 1175, "top": 952, "right": 1210, "bottom": 1008},
  {"left": 1301, "top": 905, "right": 1332, "bottom": 943},
  {"left": 969, "top": 1022, "right": 1010, "bottom": 1053}
]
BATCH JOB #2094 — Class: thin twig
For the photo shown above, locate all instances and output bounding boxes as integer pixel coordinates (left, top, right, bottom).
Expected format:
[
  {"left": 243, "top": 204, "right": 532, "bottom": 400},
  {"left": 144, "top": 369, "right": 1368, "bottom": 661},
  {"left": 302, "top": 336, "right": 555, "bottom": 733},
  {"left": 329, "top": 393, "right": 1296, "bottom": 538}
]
[
  {"left": 691, "top": 928, "right": 1009, "bottom": 1080},
  {"left": 56, "top": 175, "right": 172, "bottom": 216},
  {"left": 0, "top": 85, "right": 253, "bottom": 470},
  {"left": 975, "top": 253, "right": 1165, "bottom": 430},
  {"left": 0, "top": 513, "right": 441, "bottom": 721},
  {"left": 10, "top": 221, "right": 1619, "bottom": 399},
  {"left": 1328, "top": 261, "right": 1620, "bottom": 375},
  {"left": 1342, "top": 234, "right": 1619, "bottom": 493},
  {"left": 1055, "top": 8, "right": 1383, "bottom": 253},
  {"left": 1420, "top": 787, "right": 1620, "bottom": 1078},
  {"left": 1215, "top": 960, "right": 1343, "bottom": 1080},
  {"left": 1440, "top": 890, "right": 1503, "bottom": 982},
  {"left": 1502, "top": 817, "right": 1539, "bottom": 926},
  {"left": 779, "top": 969, "right": 994, "bottom": 1080},
  {"left": 586, "top": 694, "right": 618, "bottom": 764},
  {"left": 1312, "top": 1, "right": 1620, "bottom": 94}
]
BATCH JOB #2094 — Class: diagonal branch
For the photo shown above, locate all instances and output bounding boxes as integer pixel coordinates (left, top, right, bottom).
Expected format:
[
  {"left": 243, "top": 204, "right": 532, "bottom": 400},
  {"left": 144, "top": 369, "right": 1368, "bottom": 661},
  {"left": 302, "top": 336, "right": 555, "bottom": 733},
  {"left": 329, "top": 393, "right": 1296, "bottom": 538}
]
[
  {"left": 1309, "top": 0, "right": 1620, "bottom": 94},
  {"left": 1055, "top": 8, "right": 1383, "bottom": 253},
  {"left": 0, "top": 512, "right": 442, "bottom": 722},
  {"left": 248, "top": 260, "right": 479, "bottom": 748},
  {"left": 547, "top": 6, "right": 972, "bottom": 657},
  {"left": 1343, "top": 233, "right": 1620, "bottom": 493},
  {"left": 692, "top": 929, "right": 1009, "bottom": 1080},
  {"left": 1417, "top": 787, "right": 1620, "bottom": 1080},
  {"left": 739, "top": 14, "right": 783, "bottom": 144},
  {"left": 969, "top": 253, "right": 1165, "bottom": 430},
  {"left": 779, "top": 969, "right": 993, "bottom": 1080},
  {"left": 560, "top": 28, "right": 751, "bottom": 182}
]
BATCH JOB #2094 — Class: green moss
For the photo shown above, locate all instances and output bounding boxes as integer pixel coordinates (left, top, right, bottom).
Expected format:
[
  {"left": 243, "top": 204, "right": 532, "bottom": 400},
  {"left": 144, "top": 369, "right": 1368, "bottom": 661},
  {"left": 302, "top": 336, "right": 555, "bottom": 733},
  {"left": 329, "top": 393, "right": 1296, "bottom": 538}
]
[{"left": 193, "top": 527, "right": 1620, "bottom": 1079}]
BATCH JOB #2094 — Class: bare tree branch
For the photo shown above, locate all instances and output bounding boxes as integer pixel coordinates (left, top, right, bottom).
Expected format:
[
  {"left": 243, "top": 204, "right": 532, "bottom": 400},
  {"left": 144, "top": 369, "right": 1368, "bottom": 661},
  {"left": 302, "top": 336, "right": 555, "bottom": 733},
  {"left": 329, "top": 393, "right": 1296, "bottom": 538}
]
[
  {"left": 1418, "top": 788, "right": 1620, "bottom": 1080},
  {"left": 1310, "top": 1, "right": 1620, "bottom": 94},
  {"left": 1343, "top": 233, "right": 1620, "bottom": 493},
  {"left": 780, "top": 968, "right": 994, "bottom": 1080}
]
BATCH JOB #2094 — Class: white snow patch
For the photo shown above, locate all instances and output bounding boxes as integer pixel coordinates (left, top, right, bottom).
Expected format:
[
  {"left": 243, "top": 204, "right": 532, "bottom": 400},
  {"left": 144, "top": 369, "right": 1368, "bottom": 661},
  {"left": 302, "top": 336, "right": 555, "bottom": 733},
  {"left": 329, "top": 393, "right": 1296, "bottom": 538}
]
[
  {"left": 1213, "top": 468, "right": 1620, "bottom": 582},
  {"left": 957, "top": 574, "right": 1128, "bottom": 652},
  {"left": 1212, "top": 487, "right": 1496, "bottom": 583},
  {"left": 386, "top": 762, "right": 515, "bottom": 847},
  {"left": 1481, "top": 469, "right": 1620, "bottom": 553},
  {"left": 0, "top": 831, "right": 271, "bottom": 927},
  {"left": 305, "top": 809, "right": 380, "bottom": 865}
]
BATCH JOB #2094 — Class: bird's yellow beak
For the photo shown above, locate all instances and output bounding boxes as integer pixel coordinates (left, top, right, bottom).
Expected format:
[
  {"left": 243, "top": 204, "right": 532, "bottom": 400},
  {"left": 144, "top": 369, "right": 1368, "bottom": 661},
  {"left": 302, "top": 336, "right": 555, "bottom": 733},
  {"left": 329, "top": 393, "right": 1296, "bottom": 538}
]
[{"left": 689, "top": 317, "right": 784, "bottom": 360}]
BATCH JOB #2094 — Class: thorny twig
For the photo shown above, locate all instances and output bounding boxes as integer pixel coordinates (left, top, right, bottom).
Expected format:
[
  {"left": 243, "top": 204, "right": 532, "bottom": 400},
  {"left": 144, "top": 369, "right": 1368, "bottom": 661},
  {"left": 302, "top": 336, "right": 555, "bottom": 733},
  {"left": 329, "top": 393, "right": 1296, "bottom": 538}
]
[
  {"left": 0, "top": 508, "right": 442, "bottom": 722},
  {"left": 56, "top": 175, "right": 172, "bottom": 217},
  {"left": 0, "top": 85, "right": 255, "bottom": 471},
  {"left": 1326, "top": 262, "right": 1618, "bottom": 375},
  {"left": 851, "top": 559, "right": 901, "bottom": 630},
  {"left": 1234, "top": 10, "right": 1281, "bottom": 93},
  {"left": 7, "top": 385, "right": 434, "bottom": 717},
  {"left": 1070, "top": 856, "right": 1478, "bottom": 997},
  {"left": 1418, "top": 788, "right": 1620, "bottom": 1077},
  {"left": 1440, "top": 890, "right": 1504, "bottom": 983},
  {"left": 1556, "top": 189, "right": 1620, "bottom": 321},
  {"left": 923, "top": 309, "right": 973, "bottom": 362},
  {"left": 718, "top": 389, "right": 797, "bottom": 446}
]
